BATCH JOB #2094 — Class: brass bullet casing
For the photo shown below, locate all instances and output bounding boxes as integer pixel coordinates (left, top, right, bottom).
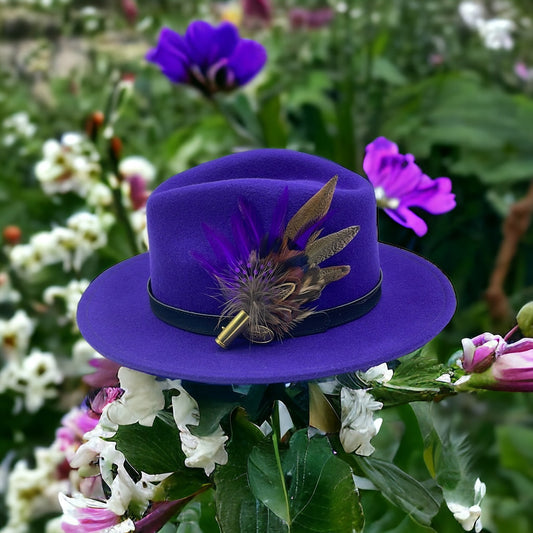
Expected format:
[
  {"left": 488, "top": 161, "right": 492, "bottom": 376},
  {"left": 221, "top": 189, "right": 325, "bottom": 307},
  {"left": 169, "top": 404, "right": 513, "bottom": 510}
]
[{"left": 215, "top": 310, "right": 250, "bottom": 349}]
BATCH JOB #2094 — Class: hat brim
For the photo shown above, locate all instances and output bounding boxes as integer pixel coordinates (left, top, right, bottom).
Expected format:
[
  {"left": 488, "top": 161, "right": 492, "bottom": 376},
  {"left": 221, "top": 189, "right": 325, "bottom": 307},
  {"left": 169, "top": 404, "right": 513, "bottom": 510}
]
[{"left": 77, "top": 243, "right": 455, "bottom": 384}]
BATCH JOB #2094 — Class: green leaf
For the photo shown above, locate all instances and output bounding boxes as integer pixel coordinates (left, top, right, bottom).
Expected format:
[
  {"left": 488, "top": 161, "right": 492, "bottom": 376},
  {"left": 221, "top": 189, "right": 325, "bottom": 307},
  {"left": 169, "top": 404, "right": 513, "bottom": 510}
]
[
  {"left": 497, "top": 425, "right": 533, "bottom": 480},
  {"left": 412, "top": 403, "right": 478, "bottom": 510},
  {"left": 176, "top": 489, "right": 220, "bottom": 533},
  {"left": 372, "top": 57, "right": 408, "bottom": 86},
  {"left": 284, "top": 431, "right": 364, "bottom": 532},
  {"left": 153, "top": 471, "right": 212, "bottom": 502},
  {"left": 354, "top": 456, "right": 440, "bottom": 526},
  {"left": 214, "top": 409, "right": 287, "bottom": 533},
  {"left": 111, "top": 416, "right": 186, "bottom": 475},
  {"left": 249, "top": 430, "right": 364, "bottom": 532},
  {"left": 257, "top": 92, "right": 288, "bottom": 148},
  {"left": 182, "top": 383, "right": 241, "bottom": 437}
]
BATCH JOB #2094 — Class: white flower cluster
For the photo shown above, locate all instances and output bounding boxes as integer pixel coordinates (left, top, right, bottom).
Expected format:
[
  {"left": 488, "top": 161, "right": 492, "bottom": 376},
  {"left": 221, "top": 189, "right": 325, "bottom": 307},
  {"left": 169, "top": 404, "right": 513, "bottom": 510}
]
[
  {"left": 35, "top": 133, "right": 102, "bottom": 197},
  {"left": 2, "top": 446, "right": 69, "bottom": 532},
  {"left": 2, "top": 111, "right": 37, "bottom": 147},
  {"left": 9, "top": 211, "right": 114, "bottom": 276},
  {"left": 172, "top": 389, "right": 229, "bottom": 476},
  {"left": 458, "top": 1, "right": 515, "bottom": 50},
  {"left": 0, "top": 310, "right": 63, "bottom": 412},
  {"left": 60, "top": 368, "right": 187, "bottom": 527},
  {"left": 43, "top": 279, "right": 90, "bottom": 330},
  {"left": 339, "top": 388, "right": 383, "bottom": 456}
]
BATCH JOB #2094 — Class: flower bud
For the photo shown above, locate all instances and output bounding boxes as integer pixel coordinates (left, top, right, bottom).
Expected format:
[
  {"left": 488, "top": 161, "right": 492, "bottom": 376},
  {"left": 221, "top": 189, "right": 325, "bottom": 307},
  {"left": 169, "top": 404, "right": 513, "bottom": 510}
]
[
  {"left": 3, "top": 225, "right": 22, "bottom": 245},
  {"left": 460, "top": 333, "right": 504, "bottom": 373},
  {"left": 517, "top": 302, "right": 533, "bottom": 337}
]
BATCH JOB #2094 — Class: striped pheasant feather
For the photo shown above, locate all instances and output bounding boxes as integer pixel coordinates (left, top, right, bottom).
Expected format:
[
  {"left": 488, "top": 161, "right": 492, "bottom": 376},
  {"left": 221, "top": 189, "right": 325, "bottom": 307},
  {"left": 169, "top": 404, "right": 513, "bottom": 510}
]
[{"left": 195, "top": 177, "right": 359, "bottom": 345}]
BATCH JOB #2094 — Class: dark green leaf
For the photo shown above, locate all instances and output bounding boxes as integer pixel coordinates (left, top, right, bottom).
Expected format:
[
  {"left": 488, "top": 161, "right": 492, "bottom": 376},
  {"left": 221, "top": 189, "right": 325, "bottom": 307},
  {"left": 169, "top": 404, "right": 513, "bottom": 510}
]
[
  {"left": 214, "top": 409, "right": 287, "bottom": 533},
  {"left": 283, "top": 431, "right": 365, "bottom": 533},
  {"left": 249, "top": 430, "right": 364, "bottom": 532},
  {"left": 248, "top": 440, "right": 291, "bottom": 523},
  {"left": 355, "top": 456, "right": 440, "bottom": 526},
  {"left": 153, "top": 471, "right": 212, "bottom": 503},
  {"left": 111, "top": 416, "right": 186, "bottom": 475},
  {"left": 176, "top": 489, "right": 220, "bottom": 533}
]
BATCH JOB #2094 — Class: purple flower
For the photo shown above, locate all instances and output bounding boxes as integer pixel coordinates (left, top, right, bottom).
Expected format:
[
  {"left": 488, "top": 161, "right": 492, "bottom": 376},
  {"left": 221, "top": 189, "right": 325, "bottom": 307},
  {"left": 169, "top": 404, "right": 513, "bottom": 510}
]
[
  {"left": 146, "top": 20, "right": 267, "bottom": 96},
  {"left": 363, "top": 137, "right": 456, "bottom": 236}
]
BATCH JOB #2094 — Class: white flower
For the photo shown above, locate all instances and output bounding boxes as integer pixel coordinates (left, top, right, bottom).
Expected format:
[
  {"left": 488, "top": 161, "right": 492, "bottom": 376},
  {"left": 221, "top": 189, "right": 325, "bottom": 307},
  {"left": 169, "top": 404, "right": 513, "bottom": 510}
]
[
  {"left": 130, "top": 208, "right": 149, "bottom": 250},
  {"left": 43, "top": 279, "right": 90, "bottom": 329},
  {"left": 357, "top": 363, "right": 393, "bottom": 384},
  {"left": 106, "top": 367, "right": 165, "bottom": 427},
  {"left": 339, "top": 388, "right": 383, "bottom": 456},
  {"left": 3, "top": 447, "right": 68, "bottom": 531},
  {"left": 87, "top": 182, "right": 113, "bottom": 208},
  {"left": 119, "top": 156, "right": 156, "bottom": 182},
  {"left": 2, "top": 111, "right": 36, "bottom": 146},
  {"left": 0, "top": 271, "right": 21, "bottom": 304},
  {"left": 34, "top": 133, "right": 100, "bottom": 196},
  {"left": 172, "top": 390, "right": 229, "bottom": 475},
  {"left": 179, "top": 426, "right": 229, "bottom": 476},
  {"left": 8, "top": 349, "right": 63, "bottom": 412},
  {"left": 478, "top": 18, "right": 515, "bottom": 50},
  {"left": 447, "top": 478, "right": 486, "bottom": 532},
  {"left": 0, "top": 309, "right": 35, "bottom": 360},
  {"left": 458, "top": 2, "right": 485, "bottom": 29}
]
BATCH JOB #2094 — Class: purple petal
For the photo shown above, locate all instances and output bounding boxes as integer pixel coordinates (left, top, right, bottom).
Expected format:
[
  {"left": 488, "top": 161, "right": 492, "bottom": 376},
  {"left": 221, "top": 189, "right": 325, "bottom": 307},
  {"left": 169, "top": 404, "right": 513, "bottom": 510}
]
[
  {"left": 209, "top": 22, "right": 240, "bottom": 64},
  {"left": 185, "top": 20, "right": 216, "bottom": 70},
  {"left": 401, "top": 175, "right": 456, "bottom": 214},
  {"left": 363, "top": 137, "right": 400, "bottom": 181},
  {"left": 146, "top": 27, "right": 190, "bottom": 83},
  {"left": 227, "top": 39, "right": 267, "bottom": 85},
  {"left": 383, "top": 206, "right": 428, "bottom": 237}
]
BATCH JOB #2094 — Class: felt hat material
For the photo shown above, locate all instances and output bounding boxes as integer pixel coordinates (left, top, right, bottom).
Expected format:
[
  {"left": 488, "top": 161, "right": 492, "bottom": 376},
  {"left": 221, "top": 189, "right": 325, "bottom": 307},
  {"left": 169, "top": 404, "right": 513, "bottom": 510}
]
[{"left": 77, "top": 149, "right": 456, "bottom": 384}]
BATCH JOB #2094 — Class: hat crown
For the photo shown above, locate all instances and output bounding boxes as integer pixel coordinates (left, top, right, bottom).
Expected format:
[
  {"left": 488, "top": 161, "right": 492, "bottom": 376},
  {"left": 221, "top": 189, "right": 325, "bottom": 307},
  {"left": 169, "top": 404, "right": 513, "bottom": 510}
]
[{"left": 147, "top": 149, "right": 381, "bottom": 315}]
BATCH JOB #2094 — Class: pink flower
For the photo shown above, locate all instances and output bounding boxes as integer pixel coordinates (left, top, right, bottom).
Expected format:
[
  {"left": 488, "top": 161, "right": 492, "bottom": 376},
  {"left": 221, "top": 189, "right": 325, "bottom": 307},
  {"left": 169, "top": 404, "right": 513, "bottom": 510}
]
[
  {"left": 83, "top": 357, "right": 121, "bottom": 388},
  {"left": 55, "top": 407, "right": 99, "bottom": 463},
  {"left": 363, "top": 137, "right": 456, "bottom": 236},
  {"left": 459, "top": 330, "right": 533, "bottom": 392},
  {"left": 242, "top": 0, "right": 272, "bottom": 25},
  {"left": 59, "top": 493, "right": 134, "bottom": 533},
  {"left": 514, "top": 61, "right": 533, "bottom": 81},
  {"left": 491, "top": 338, "right": 533, "bottom": 391},
  {"left": 289, "top": 7, "right": 334, "bottom": 29}
]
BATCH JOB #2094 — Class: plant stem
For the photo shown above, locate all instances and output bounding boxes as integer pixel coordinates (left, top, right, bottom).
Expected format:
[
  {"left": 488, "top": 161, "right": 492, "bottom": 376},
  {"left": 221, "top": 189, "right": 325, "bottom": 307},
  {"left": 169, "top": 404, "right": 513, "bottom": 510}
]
[{"left": 271, "top": 401, "right": 291, "bottom": 530}]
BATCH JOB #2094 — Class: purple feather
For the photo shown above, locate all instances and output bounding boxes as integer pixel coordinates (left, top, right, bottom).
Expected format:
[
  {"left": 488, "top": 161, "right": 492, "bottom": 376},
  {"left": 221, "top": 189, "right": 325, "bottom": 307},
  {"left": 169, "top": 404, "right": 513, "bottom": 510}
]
[
  {"left": 237, "top": 197, "right": 263, "bottom": 251},
  {"left": 202, "top": 223, "right": 237, "bottom": 269},
  {"left": 268, "top": 187, "right": 288, "bottom": 248},
  {"left": 231, "top": 212, "right": 253, "bottom": 261}
]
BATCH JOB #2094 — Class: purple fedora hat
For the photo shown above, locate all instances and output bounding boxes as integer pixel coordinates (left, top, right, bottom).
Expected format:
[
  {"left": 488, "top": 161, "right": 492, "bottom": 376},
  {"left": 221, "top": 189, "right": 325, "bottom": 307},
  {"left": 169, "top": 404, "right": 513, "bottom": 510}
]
[{"left": 77, "top": 149, "right": 456, "bottom": 384}]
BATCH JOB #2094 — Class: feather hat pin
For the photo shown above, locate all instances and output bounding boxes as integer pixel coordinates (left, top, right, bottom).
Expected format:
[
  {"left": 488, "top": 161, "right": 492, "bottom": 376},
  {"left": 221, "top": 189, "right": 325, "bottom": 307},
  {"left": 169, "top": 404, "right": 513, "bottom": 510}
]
[{"left": 195, "top": 176, "right": 360, "bottom": 347}]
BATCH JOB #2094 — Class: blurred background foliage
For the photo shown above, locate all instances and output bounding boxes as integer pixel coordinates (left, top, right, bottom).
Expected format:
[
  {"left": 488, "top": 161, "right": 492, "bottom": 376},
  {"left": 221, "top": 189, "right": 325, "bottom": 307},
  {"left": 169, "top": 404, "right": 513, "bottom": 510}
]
[{"left": 1, "top": 0, "right": 533, "bottom": 531}]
